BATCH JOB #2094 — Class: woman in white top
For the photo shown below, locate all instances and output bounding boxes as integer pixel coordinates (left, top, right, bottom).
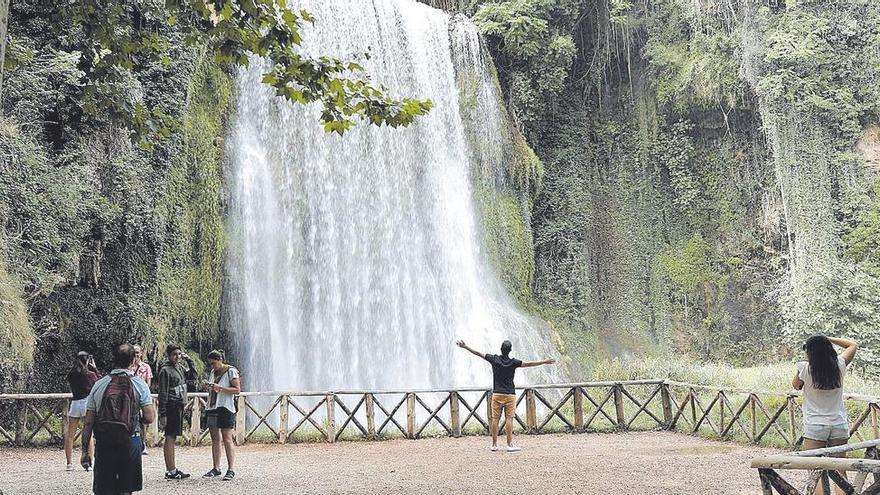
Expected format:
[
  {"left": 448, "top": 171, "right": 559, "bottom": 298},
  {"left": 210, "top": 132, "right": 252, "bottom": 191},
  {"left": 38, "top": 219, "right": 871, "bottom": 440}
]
[
  {"left": 792, "top": 335, "right": 857, "bottom": 495},
  {"left": 201, "top": 350, "right": 241, "bottom": 482}
]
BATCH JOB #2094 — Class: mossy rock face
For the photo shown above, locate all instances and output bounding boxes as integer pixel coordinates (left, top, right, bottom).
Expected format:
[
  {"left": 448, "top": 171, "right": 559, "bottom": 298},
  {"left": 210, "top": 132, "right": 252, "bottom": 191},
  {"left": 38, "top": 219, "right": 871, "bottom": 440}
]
[
  {"left": 0, "top": 259, "right": 34, "bottom": 390},
  {"left": 0, "top": 33, "right": 235, "bottom": 390},
  {"left": 151, "top": 53, "right": 233, "bottom": 349}
]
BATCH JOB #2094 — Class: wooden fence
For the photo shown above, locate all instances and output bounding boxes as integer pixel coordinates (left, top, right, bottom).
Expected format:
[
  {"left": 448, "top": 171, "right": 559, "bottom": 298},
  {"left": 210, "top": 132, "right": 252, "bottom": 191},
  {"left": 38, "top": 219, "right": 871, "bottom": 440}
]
[
  {"left": 752, "top": 439, "right": 880, "bottom": 494},
  {"left": 1, "top": 379, "right": 878, "bottom": 448}
]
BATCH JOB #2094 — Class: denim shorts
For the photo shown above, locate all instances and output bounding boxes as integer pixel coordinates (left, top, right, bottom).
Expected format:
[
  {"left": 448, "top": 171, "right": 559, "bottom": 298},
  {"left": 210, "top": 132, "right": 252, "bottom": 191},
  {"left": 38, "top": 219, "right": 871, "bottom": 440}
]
[{"left": 803, "top": 422, "right": 849, "bottom": 442}]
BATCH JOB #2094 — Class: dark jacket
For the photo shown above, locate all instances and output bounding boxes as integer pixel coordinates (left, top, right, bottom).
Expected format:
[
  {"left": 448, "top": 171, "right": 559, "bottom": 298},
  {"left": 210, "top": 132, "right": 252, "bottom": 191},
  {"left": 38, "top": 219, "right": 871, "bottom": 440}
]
[{"left": 157, "top": 359, "right": 196, "bottom": 417}]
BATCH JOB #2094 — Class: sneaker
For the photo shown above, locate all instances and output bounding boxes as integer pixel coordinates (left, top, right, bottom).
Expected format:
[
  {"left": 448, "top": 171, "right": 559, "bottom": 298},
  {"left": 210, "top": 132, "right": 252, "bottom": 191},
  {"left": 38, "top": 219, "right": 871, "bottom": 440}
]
[
  {"left": 66, "top": 464, "right": 75, "bottom": 472},
  {"left": 165, "top": 469, "right": 191, "bottom": 480},
  {"left": 489, "top": 445, "right": 498, "bottom": 452},
  {"left": 506, "top": 445, "right": 521, "bottom": 452},
  {"left": 222, "top": 470, "right": 235, "bottom": 481},
  {"left": 203, "top": 468, "right": 222, "bottom": 478}
]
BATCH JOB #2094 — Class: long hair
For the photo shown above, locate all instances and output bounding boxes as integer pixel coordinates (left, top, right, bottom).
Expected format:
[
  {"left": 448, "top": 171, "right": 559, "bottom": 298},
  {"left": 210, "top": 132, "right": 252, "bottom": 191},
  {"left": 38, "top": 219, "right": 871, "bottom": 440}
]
[
  {"left": 71, "top": 351, "right": 90, "bottom": 375},
  {"left": 805, "top": 335, "right": 841, "bottom": 390}
]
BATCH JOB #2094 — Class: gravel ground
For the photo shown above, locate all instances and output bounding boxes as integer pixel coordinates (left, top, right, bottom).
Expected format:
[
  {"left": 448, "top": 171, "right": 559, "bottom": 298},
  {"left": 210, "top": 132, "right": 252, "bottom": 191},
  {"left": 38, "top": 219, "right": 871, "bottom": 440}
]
[{"left": 1, "top": 431, "right": 803, "bottom": 494}]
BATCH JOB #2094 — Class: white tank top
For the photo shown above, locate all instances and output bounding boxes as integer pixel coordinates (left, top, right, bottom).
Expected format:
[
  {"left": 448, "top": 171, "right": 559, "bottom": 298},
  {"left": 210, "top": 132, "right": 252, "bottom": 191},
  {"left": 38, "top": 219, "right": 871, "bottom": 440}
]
[{"left": 797, "top": 356, "right": 848, "bottom": 426}]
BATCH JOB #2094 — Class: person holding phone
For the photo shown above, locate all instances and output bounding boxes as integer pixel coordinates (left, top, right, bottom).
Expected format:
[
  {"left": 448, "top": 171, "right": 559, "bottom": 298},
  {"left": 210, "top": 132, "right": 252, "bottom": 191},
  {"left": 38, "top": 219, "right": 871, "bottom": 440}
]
[
  {"left": 65, "top": 351, "right": 100, "bottom": 471},
  {"left": 202, "top": 350, "right": 241, "bottom": 481},
  {"left": 792, "top": 336, "right": 858, "bottom": 495}
]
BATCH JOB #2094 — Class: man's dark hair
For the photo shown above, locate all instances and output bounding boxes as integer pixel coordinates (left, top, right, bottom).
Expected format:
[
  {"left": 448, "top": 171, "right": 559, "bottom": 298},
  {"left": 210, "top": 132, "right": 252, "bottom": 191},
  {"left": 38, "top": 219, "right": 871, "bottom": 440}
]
[
  {"left": 113, "top": 343, "right": 136, "bottom": 368},
  {"left": 206, "top": 349, "right": 225, "bottom": 362},
  {"left": 165, "top": 343, "right": 181, "bottom": 356},
  {"left": 501, "top": 340, "right": 512, "bottom": 357}
]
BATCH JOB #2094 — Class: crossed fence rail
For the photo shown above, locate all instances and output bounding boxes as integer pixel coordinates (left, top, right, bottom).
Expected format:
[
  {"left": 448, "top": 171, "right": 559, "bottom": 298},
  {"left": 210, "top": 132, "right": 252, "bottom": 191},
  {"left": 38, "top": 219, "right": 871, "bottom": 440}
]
[{"left": 2, "top": 380, "right": 878, "bottom": 449}]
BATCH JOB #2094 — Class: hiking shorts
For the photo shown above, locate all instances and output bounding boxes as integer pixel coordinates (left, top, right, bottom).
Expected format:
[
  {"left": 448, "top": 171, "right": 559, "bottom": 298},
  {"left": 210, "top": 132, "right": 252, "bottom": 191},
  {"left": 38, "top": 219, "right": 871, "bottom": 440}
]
[
  {"left": 491, "top": 393, "right": 516, "bottom": 420},
  {"left": 164, "top": 402, "right": 184, "bottom": 437},
  {"left": 803, "top": 422, "right": 849, "bottom": 442},
  {"left": 68, "top": 398, "right": 88, "bottom": 418},
  {"left": 206, "top": 407, "right": 235, "bottom": 430},
  {"left": 94, "top": 436, "right": 143, "bottom": 495}
]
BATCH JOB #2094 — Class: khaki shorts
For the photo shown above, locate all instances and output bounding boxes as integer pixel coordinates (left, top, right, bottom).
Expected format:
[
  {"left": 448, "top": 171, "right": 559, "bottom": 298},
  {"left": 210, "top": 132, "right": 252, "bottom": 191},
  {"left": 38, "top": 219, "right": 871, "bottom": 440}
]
[{"left": 491, "top": 393, "right": 516, "bottom": 420}]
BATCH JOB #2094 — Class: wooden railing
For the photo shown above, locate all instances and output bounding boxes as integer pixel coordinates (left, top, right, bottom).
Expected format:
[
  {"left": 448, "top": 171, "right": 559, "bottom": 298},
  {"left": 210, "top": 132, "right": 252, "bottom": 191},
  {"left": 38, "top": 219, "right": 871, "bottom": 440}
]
[
  {"left": 2, "top": 379, "right": 878, "bottom": 449},
  {"left": 751, "top": 439, "right": 880, "bottom": 494},
  {"left": 665, "top": 381, "right": 880, "bottom": 448}
]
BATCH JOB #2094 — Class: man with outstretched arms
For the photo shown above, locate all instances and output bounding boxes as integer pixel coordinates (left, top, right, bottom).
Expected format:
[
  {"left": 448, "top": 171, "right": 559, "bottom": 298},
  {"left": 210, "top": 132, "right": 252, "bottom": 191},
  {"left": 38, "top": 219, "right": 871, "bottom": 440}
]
[{"left": 456, "top": 339, "right": 555, "bottom": 452}]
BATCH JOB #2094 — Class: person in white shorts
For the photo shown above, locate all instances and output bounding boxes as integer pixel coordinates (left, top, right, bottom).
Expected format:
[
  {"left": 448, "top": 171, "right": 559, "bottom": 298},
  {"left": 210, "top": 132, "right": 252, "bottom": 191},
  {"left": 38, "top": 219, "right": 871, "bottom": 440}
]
[
  {"left": 792, "top": 335, "right": 858, "bottom": 495},
  {"left": 64, "top": 351, "right": 100, "bottom": 471}
]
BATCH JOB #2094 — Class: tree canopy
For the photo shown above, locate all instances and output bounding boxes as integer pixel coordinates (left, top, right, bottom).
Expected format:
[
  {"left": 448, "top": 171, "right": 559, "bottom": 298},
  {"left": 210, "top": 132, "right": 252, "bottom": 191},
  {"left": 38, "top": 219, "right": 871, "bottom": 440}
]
[{"left": 9, "top": 0, "right": 432, "bottom": 139}]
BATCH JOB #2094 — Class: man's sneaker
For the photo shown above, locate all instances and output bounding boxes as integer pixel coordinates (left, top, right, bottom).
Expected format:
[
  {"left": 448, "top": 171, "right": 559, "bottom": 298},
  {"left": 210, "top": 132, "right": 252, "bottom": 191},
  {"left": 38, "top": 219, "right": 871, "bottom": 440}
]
[
  {"left": 66, "top": 464, "right": 75, "bottom": 472},
  {"left": 489, "top": 445, "right": 498, "bottom": 452},
  {"left": 165, "top": 469, "right": 191, "bottom": 480},
  {"left": 222, "top": 470, "right": 236, "bottom": 481},
  {"left": 203, "top": 468, "right": 222, "bottom": 478},
  {"left": 506, "top": 445, "right": 521, "bottom": 452}
]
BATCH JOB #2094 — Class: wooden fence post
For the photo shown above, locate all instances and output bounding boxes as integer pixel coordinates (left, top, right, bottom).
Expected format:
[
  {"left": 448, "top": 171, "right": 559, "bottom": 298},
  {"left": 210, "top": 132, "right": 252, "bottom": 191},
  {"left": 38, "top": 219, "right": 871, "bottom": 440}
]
[
  {"left": 235, "top": 395, "right": 246, "bottom": 445},
  {"left": 450, "top": 392, "right": 461, "bottom": 438},
  {"left": 326, "top": 394, "right": 336, "bottom": 443},
  {"left": 365, "top": 394, "right": 376, "bottom": 439},
  {"left": 573, "top": 387, "right": 584, "bottom": 430},
  {"left": 719, "top": 392, "right": 726, "bottom": 434},
  {"left": 14, "top": 400, "right": 26, "bottom": 446},
  {"left": 872, "top": 403, "right": 879, "bottom": 440},
  {"left": 526, "top": 389, "right": 537, "bottom": 433},
  {"left": 190, "top": 397, "right": 201, "bottom": 447},
  {"left": 661, "top": 384, "right": 673, "bottom": 429},
  {"left": 279, "top": 395, "right": 289, "bottom": 444},
  {"left": 750, "top": 394, "right": 758, "bottom": 442},
  {"left": 787, "top": 396, "right": 796, "bottom": 448},
  {"left": 406, "top": 393, "right": 416, "bottom": 439},
  {"left": 61, "top": 399, "right": 70, "bottom": 444},
  {"left": 689, "top": 389, "right": 697, "bottom": 429},
  {"left": 614, "top": 385, "right": 626, "bottom": 430},
  {"left": 148, "top": 397, "right": 159, "bottom": 447}
]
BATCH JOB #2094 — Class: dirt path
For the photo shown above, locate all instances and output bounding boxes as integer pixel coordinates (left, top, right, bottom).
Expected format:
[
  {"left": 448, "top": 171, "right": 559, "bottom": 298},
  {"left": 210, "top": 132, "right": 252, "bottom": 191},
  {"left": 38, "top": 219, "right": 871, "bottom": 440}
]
[{"left": 2, "top": 431, "right": 803, "bottom": 494}]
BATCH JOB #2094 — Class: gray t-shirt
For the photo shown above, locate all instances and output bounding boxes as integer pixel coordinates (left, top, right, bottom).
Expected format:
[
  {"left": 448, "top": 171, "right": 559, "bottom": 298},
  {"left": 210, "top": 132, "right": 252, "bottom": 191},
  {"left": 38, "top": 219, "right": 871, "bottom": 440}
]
[
  {"left": 206, "top": 367, "right": 240, "bottom": 413},
  {"left": 797, "top": 356, "right": 848, "bottom": 426}
]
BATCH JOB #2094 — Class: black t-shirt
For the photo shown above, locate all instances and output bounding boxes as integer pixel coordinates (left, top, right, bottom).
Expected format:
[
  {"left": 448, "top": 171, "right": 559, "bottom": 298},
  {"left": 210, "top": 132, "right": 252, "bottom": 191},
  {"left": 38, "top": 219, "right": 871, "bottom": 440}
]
[{"left": 484, "top": 354, "right": 523, "bottom": 395}]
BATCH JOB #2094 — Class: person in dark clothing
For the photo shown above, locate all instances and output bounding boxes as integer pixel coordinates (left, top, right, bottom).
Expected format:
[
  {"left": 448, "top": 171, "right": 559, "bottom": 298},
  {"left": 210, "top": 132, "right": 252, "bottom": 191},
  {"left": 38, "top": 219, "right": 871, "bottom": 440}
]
[
  {"left": 157, "top": 344, "right": 197, "bottom": 480},
  {"left": 65, "top": 351, "right": 100, "bottom": 470},
  {"left": 456, "top": 339, "right": 555, "bottom": 452}
]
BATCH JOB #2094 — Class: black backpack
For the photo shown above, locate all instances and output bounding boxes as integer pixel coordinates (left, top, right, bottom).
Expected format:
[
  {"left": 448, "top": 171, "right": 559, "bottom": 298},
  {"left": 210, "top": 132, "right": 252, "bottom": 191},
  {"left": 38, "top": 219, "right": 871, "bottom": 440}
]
[{"left": 94, "top": 374, "right": 139, "bottom": 446}]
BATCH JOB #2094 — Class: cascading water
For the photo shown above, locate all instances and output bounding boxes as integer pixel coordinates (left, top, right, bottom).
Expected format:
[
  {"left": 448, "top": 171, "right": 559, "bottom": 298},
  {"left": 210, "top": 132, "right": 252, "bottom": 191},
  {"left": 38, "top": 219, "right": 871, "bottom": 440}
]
[{"left": 225, "top": 0, "right": 560, "bottom": 393}]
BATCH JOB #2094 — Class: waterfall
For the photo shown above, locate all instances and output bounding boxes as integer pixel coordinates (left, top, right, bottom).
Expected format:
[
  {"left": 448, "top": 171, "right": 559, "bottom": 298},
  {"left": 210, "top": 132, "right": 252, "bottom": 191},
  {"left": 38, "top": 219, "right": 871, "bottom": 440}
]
[{"left": 225, "top": 0, "right": 559, "bottom": 393}]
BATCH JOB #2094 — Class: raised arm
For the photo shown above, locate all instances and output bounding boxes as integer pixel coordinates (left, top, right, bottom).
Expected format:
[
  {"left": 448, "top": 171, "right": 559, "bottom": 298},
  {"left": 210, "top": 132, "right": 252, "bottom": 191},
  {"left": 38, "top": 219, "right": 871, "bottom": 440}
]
[
  {"left": 792, "top": 370, "right": 804, "bottom": 390},
  {"left": 828, "top": 337, "right": 858, "bottom": 365},
  {"left": 456, "top": 340, "right": 485, "bottom": 359},
  {"left": 521, "top": 359, "right": 555, "bottom": 368}
]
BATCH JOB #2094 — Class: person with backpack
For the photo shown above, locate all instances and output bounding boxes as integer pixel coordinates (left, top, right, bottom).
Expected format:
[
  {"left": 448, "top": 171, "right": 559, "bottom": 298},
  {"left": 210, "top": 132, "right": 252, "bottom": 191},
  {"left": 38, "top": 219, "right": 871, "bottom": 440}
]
[
  {"left": 65, "top": 351, "right": 100, "bottom": 471},
  {"left": 456, "top": 339, "right": 555, "bottom": 452},
  {"left": 80, "top": 343, "right": 154, "bottom": 495},
  {"left": 202, "top": 350, "right": 241, "bottom": 482},
  {"left": 157, "top": 344, "right": 197, "bottom": 480}
]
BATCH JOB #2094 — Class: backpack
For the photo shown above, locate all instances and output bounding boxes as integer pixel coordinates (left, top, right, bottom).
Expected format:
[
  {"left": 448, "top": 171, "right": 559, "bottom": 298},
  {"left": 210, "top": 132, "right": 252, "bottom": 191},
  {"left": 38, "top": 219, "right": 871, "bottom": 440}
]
[{"left": 94, "top": 374, "right": 139, "bottom": 447}]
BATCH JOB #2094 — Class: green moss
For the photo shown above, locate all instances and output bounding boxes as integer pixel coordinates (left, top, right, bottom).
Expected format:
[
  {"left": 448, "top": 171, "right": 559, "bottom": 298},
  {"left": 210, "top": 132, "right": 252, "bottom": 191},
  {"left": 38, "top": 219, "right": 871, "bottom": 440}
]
[
  {"left": 0, "top": 258, "right": 34, "bottom": 375},
  {"left": 475, "top": 187, "right": 535, "bottom": 307},
  {"left": 151, "top": 52, "right": 233, "bottom": 346}
]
